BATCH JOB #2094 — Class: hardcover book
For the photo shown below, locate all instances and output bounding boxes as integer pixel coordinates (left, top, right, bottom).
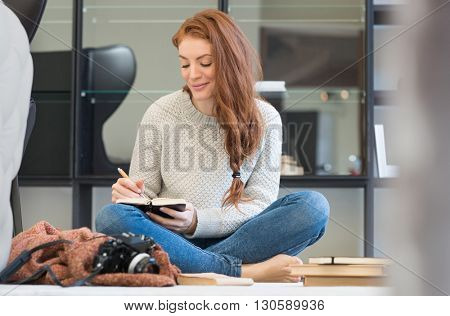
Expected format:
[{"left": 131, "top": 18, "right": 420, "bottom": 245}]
[
  {"left": 177, "top": 273, "right": 254, "bottom": 286},
  {"left": 288, "top": 264, "right": 386, "bottom": 277},
  {"left": 308, "top": 257, "right": 392, "bottom": 265},
  {"left": 303, "top": 276, "right": 388, "bottom": 287}
]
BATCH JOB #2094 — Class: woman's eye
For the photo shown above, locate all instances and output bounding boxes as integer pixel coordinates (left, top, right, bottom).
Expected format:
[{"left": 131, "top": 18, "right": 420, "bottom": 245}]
[
  {"left": 201, "top": 63, "right": 212, "bottom": 67},
  {"left": 181, "top": 65, "right": 189, "bottom": 69}
]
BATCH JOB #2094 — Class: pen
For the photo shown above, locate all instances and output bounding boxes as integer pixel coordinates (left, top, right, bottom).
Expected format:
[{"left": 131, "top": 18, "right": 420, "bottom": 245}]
[{"left": 117, "top": 168, "right": 147, "bottom": 199}]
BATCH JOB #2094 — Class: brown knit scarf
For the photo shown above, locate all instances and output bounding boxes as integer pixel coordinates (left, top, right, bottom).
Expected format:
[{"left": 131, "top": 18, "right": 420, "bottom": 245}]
[{"left": 6, "top": 221, "right": 180, "bottom": 286}]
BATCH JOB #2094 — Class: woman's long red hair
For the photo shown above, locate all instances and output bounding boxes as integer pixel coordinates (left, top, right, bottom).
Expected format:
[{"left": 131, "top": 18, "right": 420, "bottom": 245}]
[{"left": 172, "top": 9, "right": 264, "bottom": 209}]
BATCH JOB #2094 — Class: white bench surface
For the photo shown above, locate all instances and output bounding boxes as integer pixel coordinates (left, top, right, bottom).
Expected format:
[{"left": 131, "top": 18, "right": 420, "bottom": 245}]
[{"left": 0, "top": 283, "right": 393, "bottom": 296}]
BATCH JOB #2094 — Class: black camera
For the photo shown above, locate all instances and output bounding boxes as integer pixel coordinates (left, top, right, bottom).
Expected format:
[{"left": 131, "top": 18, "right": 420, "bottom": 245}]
[{"left": 93, "top": 232, "right": 160, "bottom": 274}]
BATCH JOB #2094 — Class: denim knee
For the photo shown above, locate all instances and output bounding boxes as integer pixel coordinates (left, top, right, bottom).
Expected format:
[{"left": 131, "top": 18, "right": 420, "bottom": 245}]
[
  {"left": 95, "top": 203, "right": 134, "bottom": 233},
  {"left": 286, "top": 191, "right": 330, "bottom": 233}
]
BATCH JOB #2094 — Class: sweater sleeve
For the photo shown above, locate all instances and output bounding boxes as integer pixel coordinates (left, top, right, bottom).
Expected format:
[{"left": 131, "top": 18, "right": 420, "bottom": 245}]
[
  {"left": 129, "top": 103, "right": 163, "bottom": 199},
  {"left": 185, "top": 106, "right": 282, "bottom": 239}
]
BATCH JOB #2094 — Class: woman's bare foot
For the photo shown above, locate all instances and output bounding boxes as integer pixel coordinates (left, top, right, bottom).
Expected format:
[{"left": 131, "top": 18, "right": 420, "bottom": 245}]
[{"left": 241, "top": 254, "right": 303, "bottom": 283}]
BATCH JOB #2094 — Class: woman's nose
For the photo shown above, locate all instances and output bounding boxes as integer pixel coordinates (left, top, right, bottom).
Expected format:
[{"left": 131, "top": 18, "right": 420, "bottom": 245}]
[{"left": 189, "top": 65, "right": 201, "bottom": 80}]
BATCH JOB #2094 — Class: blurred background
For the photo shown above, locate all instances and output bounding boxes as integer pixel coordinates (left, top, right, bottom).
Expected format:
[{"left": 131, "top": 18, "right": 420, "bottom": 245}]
[{"left": 380, "top": 0, "right": 450, "bottom": 295}]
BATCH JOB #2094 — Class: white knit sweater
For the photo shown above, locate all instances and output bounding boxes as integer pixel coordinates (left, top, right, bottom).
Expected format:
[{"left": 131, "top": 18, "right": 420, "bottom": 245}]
[{"left": 129, "top": 89, "right": 282, "bottom": 238}]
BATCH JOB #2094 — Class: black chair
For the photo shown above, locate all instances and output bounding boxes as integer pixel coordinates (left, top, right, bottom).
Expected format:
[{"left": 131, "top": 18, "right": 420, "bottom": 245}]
[
  {"left": 20, "top": 45, "right": 137, "bottom": 177},
  {"left": 80, "top": 45, "right": 137, "bottom": 175},
  {"left": 4, "top": 0, "right": 48, "bottom": 234}
]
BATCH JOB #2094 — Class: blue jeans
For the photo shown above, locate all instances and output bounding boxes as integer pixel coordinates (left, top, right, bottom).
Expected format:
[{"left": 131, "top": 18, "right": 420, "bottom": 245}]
[{"left": 95, "top": 191, "right": 329, "bottom": 277}]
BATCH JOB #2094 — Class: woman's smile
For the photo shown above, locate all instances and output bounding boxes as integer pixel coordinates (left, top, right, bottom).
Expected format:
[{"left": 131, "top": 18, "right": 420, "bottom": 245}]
[{"left": 190, "top": 82, "right": 209, "bottom": 91}]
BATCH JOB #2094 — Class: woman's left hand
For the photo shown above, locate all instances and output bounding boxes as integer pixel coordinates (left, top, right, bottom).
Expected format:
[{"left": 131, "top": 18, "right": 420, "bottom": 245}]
[{"left": 147, "top": 202, "right": 197, "bottom": 234}]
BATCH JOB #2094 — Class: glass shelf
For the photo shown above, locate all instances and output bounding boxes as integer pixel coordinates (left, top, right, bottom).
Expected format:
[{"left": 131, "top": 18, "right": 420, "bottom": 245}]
[
  {"left": 83, "top": 5, "right": 212, "bottom": 10},
  {"left": 80, "top": 89, "right": 173, "bottom": 95},
  {"left": 79, "top": 88, "right": 362, "bottom": 110},
  {"left": 230, "top": 0, "right": 365, "bottom": 23},
  {"left": 80, "top": 87, "right": 362, "bottom": 94}
]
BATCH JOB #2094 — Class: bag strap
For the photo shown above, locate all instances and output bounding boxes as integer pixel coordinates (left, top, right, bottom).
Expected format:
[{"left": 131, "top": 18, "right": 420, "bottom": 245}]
[
  {"left": 0, "top": 239, "right": 72, "bottom": 284},
  {"left": 0, "top": 238, "right": 108, "bottom": 287},
  {"left": 12, "top": 264, "right": 64, "bottom": 286},
  {"left": 69, "top": 265, "right": 104, "bottom": 287}
]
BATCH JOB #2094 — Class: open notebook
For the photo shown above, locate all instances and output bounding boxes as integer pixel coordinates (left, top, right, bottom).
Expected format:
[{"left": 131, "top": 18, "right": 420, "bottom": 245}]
[{"left": 116, "top": 197, "right": 186, "bottom": 218}]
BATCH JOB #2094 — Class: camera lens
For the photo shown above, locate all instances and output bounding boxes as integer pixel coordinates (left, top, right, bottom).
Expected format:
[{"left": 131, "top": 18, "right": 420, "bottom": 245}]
[
  {"left": 128, "top": 253, "right": 150, "bottom": 273},
  {"left": 127, "top": 253, "right": 160, "bottom": 274}
]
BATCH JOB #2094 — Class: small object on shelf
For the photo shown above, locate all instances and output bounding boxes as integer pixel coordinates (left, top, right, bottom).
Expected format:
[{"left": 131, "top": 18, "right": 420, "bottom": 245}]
[
  {"left": 340, "top": 89, "right": 349, "bottom": 100},
  {"left": 280, "top": 155, "right": 304, "bottom": 176},
  {"left": 348, "top": 154, "right": 362, "bottom": 176},
  {"left": 320, "top": 90, "right": 329, "bottom": 102}
]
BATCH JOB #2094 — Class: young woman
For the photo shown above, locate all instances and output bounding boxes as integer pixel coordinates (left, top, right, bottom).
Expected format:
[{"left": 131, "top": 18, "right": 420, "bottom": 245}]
[{"left": 96, "top": 9, "right": 329, "bottom": 282}]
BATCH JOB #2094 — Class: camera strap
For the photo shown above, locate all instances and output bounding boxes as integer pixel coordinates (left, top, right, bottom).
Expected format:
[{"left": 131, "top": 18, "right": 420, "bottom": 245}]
[
  {"left": 0, "top": 238, "right": 107, "bottom": 287},
  {"left": 0, "top": 239, "right": 73, "bottom": 284}
]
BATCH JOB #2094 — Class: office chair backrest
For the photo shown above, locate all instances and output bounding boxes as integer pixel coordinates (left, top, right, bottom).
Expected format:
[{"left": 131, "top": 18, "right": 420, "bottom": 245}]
[
  {"left": 81, "top": 45, "right": 137, "bottom": 174},
  {"left": 0, "top": 2, "right": 34, "bottom": 271},
  {"left": 3, "top": 0, "right": 47, "bottom": 42},
  {"left": 19, "top": 45, "right": 137, "bottom": 177}
]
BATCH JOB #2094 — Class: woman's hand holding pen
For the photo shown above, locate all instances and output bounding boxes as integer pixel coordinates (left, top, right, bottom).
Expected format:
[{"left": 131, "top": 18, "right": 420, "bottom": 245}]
[
  {"left": 112, "top": 168, "right": 146, "bottom": 203},
  {"left": 111, "top": 177, "right": 145, "bottom": 203},
  {"left": 147, "top": 202, "right": 198, "bottom": 234}
]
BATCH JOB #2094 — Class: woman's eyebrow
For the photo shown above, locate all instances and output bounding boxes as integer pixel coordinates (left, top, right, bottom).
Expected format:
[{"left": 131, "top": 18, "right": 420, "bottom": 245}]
[{"left": 178, "top": 54, "right": 212, "bottom": 60}]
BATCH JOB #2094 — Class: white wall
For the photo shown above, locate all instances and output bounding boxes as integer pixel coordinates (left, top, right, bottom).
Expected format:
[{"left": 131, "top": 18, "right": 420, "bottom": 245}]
[
  {"left": 278, "top": 188, "right": 365, "bottom": 261},
  {"left": 19, "top": 187, "right": 72, "bottom": 230}
]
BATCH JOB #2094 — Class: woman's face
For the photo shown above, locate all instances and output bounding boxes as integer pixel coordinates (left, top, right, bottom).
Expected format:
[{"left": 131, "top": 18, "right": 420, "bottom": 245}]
[{"left": 178, "top": 36, "right": 216, "bottom": 104}]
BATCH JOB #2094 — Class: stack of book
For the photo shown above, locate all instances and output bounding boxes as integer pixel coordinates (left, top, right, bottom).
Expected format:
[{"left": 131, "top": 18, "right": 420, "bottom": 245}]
[{"left": 289, "top": 257, "right": 392, "bottom": 287}]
